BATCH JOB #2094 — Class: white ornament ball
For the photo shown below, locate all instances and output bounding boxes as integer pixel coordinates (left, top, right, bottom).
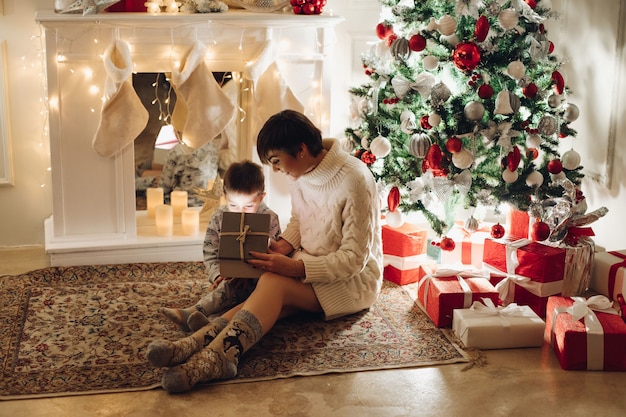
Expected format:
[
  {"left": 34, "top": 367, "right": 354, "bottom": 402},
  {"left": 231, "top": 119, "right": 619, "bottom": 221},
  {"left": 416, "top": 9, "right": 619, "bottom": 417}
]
[
  {"left": 437, "top": 15, "right": 458, "bottom": 36},
  {"left": 464, "top": 101, "right": 485, "bottom": 121},
  {"left": 538, "top": 115, "right": 558, "bottom": 135},
  {"left": 452, "top": 148, "right": 474, "bottom": 169},
  {"left": 502, "top": 169, "right": 519, "bottom": 183},
  {"left": 507, "top": 61, "right": 526, "bottom": 79},
  {"left": 386, "top": 209, "right": 404, "bottom": 228},
  {"left": 562, "top": 149, "right": 581, "bottom": 170},
  {"left": 563, "top": 103, "right": 580, "bottom": 122},
  {"left": 526, "top": 170, "right": 544, "bottom": 187},
  {"left": 548, "top": 94, "right": 564, "bottom": 108},
  {"left": 550, "top": 171, "right": 567, "bottom": 181},
  {"left": 441, "top": 34, "right": 460, "bottom": 46},
  {"left": 498, "top": 8, "right": 519, "bottom": 30},
  {"left": 408, "top": 133, "right": 432, "bottom": 158},
  {"left": 526, "top": 133, "right": 542, "bottom": 148},
  {"left": 370, "top": 135, "right": 391, "bottom": 158},
  {"left": 464, "top": 216, "right": 480, "bottom": 232},
  {"left": 423, "top": 55, "right": 439, "bottom": 71},
  {"left": 428, "top": 113, "right": 442, "bottom": 127}
]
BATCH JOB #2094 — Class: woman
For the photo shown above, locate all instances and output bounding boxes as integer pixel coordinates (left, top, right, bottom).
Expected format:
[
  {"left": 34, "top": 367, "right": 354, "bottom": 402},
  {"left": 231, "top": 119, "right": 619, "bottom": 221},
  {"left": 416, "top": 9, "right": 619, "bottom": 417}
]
[{"left": 146, "top": 110, "right": 383, "bottom": 393}]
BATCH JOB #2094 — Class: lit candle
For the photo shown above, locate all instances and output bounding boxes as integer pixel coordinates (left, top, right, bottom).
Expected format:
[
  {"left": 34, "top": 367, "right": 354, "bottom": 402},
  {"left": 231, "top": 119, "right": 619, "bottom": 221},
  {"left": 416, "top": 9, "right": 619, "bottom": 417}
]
[
  {"left": 146, "top": 187, "right": 164, "bottom": 218},
  {"left": 181, "top": 208, "right": 200, "bottom": 236},
  {"left": 170, "top": 190, "right": 188, "bottom": 218},
  {"left": 145, "top": 1, "right": 161, "bottom": 13},
  {"left": 155, "top": 204, "right": 173, "bottom": 237}
]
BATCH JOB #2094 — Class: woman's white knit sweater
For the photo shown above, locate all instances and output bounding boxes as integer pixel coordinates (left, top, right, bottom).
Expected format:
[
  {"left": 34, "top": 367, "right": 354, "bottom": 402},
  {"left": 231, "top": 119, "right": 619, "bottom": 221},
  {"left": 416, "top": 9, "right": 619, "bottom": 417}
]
[{"left": 281, "top": 139, "right": 383, "bottom": 320}]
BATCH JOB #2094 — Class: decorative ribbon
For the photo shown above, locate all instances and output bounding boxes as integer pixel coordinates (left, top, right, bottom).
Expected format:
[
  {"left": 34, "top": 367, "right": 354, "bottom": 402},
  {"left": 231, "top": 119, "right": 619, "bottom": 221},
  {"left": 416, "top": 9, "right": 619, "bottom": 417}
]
[
  {"left": 428, "top": 169, "right": 472, "bottom": 202},
  {"left": 468, "top": 298, "right": 534, "bottom": 327},
  {"left": 219, "top": 213, "right": 269, "bottom": 260},
  {"left": 417, "top": 268, "right": 489, "bottom": 310},
  {"left": 391, "top": 72, "right": 435, "bottom": 99},
  {"left": 564, "top": 226, "right": 595, "bottom": 245},
  {"left": 608, "top": 251, "right": 626, "bottom": 299},
  {"left": 617, "top": 294, "right": 626, "bottom": 323},
  {"left": 484, "top": 239, "right": 562, "bottom": 305},
  {"left": 550, "top": 295, "right": 619, "bottom": 370}
]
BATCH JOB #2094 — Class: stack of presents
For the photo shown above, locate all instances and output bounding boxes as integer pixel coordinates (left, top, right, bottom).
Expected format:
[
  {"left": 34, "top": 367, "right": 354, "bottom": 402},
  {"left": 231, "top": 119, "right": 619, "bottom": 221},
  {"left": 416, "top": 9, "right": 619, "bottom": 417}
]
[{"left": 382, "top": 208, "right": 626, "bottom": 371}]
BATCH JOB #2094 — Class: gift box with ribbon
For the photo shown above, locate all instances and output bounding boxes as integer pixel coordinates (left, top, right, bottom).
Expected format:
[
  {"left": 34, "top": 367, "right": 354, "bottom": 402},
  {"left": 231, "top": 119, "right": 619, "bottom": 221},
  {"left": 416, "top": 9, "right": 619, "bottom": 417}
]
[
  {"left": 218, "top": 212, "right": 271, "bottom": 278},
  {"left": 383, "top": 254, "right": 436, "bottom": 285},
  {"left": 483, "top": 238, "right": 566, "bottom": 318},
  {"left": 417, "top": 267, "right": 499, "bottom": 328},
  {"left": 545, "top": 295, "right": 626, "bottom": 371},
  {"left": 452, "top": 298, "right": 545, "bottom": 349},
  {"left": 590, "top": 250, "right": 626, "bottom": 303},
  {"left": 440, "top": 221, "right": 492, "bottom": 269},
  {"left": 382, "top": 223, "right": 428, "bottom": 258}
]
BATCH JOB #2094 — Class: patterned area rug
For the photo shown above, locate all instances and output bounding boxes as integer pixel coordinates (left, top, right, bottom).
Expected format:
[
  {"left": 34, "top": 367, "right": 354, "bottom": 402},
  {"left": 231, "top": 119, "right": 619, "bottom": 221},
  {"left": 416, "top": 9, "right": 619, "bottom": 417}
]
[{"left": 0, "top": 263, "right": 470, "bottom": 400}]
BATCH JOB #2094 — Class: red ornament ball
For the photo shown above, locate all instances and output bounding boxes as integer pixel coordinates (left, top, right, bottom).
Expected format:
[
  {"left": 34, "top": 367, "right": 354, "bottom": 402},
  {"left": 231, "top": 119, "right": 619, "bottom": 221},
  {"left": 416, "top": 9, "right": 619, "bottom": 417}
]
[
  {"left": 439, "top": 237, "right": 456, "bottom": 252},
  {"left": 530, "top": 221, "right": 551, "bottom": 241},
  {"left": 408, "top": 34, "right": 427, "bottom": 52},
  {"left": 547, "top": 159, "right": 563, "bottom": 174},
  {"left": 452, "top": 42, "right": 481, "bottom": 72},
  {"left": 360, "top": 150, "right": 376, "bottom": 165},
  {"left": 420, "top": 115, "right": 432, "bottom": 129},
  {"left": 523, "top": 82, "right": 538, "bottom": 98},
  {"left": 291, "top": 0, "right": 326, "bottom": 15},
  {"left": 375, "top": 22, "right": 394, "bottom": 40},
  {"left": 525, "top": 0, "right": 537, "bottom": 9},
  {"left": 446, "top": 136, "right": 463, "bottom": 153},
  {"left": 491, "top": 223, "right": 505, "bottom": 239},
  {"left": 477, "top": 84, "right": 494, "bottom": 99},
  {"left": 474, "top": 15, "right": 489, "bottom": 43}
]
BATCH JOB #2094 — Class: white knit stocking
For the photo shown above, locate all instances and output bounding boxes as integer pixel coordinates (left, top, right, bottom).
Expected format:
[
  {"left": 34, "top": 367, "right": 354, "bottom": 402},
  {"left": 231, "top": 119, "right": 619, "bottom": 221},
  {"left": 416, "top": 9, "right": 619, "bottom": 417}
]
[{"left": 92, "top": 40, "right": 149, "bottom": 158}]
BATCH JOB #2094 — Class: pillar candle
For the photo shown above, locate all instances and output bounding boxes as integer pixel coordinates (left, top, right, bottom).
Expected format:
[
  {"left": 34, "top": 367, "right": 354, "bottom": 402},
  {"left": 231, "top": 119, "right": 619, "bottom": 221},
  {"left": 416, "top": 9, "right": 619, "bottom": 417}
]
[
  {"left": 146, "top": 187, "right": 164, "bottom": 218},
  {"left": 155, "top": 204, "right": 173, "bottom": 237},
  {"left": 181, "top": 208, "right": 200, "bottom": 236},
  {"left": 171, "top": 190, "right": 188, "bottom": 218}
]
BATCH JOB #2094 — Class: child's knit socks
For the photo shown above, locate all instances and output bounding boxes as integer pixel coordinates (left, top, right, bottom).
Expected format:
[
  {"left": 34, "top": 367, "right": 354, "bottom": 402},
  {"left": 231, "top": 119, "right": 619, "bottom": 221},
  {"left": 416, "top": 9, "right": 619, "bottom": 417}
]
[
  {"left": 158, "top": 306, "right": 196, "bottom": 332},
  {"left": 187, "top": 310, "right": 210, "bottom": 332},
  {"left": 146, "top": 316, "right": 229, "bottom": 368},
  {"left": 161, "top": 309, "right": 263, "bottom": 393}
]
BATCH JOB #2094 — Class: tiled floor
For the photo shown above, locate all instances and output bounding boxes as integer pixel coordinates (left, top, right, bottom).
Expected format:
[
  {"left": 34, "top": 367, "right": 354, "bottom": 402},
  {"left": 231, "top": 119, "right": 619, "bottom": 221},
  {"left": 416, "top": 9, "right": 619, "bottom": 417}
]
[{"left": 0, "top": 246, "right": 624, "bottom": 417}]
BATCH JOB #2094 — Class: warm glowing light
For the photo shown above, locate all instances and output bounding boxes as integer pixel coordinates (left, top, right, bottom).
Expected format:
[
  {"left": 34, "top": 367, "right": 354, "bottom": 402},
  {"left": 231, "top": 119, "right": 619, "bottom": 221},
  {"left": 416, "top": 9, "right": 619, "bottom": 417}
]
[
  {"left": 56, "top": 54, "right": 67, "bottom": 63},
  {"left": 89, "top": 85, "right": 100, "bottom": 95},
  {"left": 83, "top": 67, "right": 94, "bottom": 79}
]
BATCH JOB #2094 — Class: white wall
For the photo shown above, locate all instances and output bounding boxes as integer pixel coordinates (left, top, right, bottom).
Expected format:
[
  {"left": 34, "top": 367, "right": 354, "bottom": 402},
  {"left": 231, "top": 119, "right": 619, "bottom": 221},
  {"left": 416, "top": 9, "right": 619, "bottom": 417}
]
[{"left": 0, "top": 0, "right": 625, "bottom": 251}]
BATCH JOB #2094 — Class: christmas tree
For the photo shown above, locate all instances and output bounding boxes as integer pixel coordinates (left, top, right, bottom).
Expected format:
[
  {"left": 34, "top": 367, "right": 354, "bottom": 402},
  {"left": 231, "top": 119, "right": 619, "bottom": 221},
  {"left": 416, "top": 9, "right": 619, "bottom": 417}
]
[{"left": 346, "top": 0, "right": 586, "bottom": 238}]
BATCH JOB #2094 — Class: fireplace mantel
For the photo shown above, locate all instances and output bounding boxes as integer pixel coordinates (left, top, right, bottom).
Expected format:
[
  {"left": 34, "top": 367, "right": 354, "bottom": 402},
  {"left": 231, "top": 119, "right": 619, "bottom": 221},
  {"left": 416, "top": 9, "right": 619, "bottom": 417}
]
[{"left": 36, "top": 10, "right": 343, "bottom": 266}]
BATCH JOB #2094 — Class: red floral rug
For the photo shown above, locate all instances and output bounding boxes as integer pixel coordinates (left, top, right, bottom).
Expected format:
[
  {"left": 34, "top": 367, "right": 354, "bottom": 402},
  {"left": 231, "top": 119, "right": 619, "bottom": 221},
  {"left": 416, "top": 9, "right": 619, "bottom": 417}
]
[{"left": 0, "top": 263, "right": 470, "bottom": 399}]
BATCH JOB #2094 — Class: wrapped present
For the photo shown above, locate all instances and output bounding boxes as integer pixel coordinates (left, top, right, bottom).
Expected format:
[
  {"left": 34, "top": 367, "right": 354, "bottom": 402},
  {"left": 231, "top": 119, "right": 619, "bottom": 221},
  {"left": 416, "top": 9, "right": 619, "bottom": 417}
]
[
  {"left": 484, "top": 238, "right": 566, "bottom": 318},
  {"left": 452, "top": 298, "right": 545, "bottom": 349},
  {"left": 383, "top": 254, "right": 436, "bottom": 285},
  {"left": 219, "top": 212, "right": 271, "bottom": 278},
  {"left": 382, "top": 223, "right": 428, "bottom": 257},
  {"left": 417, "top": 267, "right": 499, "bottom": 328},
  {"left": 440, "top": 222, "right": 491, "bottom": 269},
  {"left": 553, "top": 238, "right": 595, "bottom": 296},
  {"left": 506, "top": 208, "right": 530, "bottom": 239},
  {"left": 590, "top": 250, "right": 626, "bottom": 302},
  {"left": 545, "top": 295, "right": 626, "bottom": 371}
]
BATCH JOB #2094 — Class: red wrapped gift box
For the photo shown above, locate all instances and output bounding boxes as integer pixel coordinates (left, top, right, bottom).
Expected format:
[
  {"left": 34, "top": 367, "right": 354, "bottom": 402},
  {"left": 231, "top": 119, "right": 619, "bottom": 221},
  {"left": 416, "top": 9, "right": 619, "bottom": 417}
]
[
  {"left": 106, "top": 0, "right": 147, "bottom": 12},
  {"left": 483, "top": 238, "right": 566, "bottom": 318},
  {"left": 507, "top": 209, "right": 530, "bottom": 239},
  {"left": 417, "top": 273, "right": 499, "bottom": 328},
  {"left": 383, "top": 254, "right": 436, "bottom": 285},
  {"left": 545, "top": 296, "right": 626, "bottom": 371},
  {"left": 382, "top": 223, "right": 428, "bottom": 257},
  {"left": 440, "top": 223, "right": 491, "bottom": 269}
]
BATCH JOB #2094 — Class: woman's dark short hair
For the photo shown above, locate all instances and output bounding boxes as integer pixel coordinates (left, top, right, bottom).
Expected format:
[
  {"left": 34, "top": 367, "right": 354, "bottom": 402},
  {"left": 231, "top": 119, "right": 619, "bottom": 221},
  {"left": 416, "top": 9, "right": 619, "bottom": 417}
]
[
  {"left": 256, "top": 110, "right": 323, "bottom": 164},
  {"left": 223, "top": 160, "right": 265, "bottom": 195}
]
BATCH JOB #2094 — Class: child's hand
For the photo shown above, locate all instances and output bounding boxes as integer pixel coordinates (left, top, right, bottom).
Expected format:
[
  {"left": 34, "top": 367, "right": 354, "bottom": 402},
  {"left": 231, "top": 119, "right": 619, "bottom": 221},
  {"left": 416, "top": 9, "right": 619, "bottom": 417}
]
[{"left": 269, "top": 238, "right": 295, "bottom": 256}]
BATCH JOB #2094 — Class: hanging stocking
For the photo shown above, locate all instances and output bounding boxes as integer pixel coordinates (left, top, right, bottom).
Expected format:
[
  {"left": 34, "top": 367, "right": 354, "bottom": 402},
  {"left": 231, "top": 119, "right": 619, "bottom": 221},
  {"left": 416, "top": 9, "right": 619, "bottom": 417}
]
[
  {"left": 244, "top": 41, "right": 305, "bottom": 139},
  {"left": 171, "top": 40, "right": 236, "bottom": 149},
  {"left": 92, "top": 40, "right": 149, "bottom": 158}
]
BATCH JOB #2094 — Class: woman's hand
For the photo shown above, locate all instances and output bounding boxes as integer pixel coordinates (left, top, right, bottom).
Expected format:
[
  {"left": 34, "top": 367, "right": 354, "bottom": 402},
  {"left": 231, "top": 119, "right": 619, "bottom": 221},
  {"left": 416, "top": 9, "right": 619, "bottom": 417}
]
[
  {"left": 270, "top": 238, "right": 295, "bottom": 256},
  {"left": 248, "top": 251, "right": 305, "bottom": 279}
]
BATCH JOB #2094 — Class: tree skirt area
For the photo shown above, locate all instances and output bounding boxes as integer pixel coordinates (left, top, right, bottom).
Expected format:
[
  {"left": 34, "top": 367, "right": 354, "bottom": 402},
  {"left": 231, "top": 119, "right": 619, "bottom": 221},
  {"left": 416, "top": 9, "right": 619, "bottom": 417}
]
[{"left": 0, "top": 262, "right": 471, "bottom": 399}]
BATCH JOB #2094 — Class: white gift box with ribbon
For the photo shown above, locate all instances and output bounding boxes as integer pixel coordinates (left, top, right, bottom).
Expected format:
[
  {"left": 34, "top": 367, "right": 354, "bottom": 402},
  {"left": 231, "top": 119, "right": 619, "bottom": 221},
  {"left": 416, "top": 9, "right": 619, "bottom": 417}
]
[{"left": 452, "top": 298, "right": 545, "bottom": 349}]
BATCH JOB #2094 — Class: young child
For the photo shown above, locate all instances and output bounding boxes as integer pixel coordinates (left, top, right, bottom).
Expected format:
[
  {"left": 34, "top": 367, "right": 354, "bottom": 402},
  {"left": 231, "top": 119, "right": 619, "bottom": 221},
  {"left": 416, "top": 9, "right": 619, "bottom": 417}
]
[{"left": 159, "top": 160, "right": 281, "bottom": 332}]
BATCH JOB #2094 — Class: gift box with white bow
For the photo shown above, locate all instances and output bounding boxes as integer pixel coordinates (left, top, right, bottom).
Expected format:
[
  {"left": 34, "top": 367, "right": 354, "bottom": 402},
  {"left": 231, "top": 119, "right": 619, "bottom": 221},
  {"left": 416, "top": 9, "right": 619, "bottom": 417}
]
[
  {"left": 440, "top": 221, "right": 493, "bottom": 269},
  {"left": 545, "top": 295, "right": 626, "bottom": 371},
  {"left": 452, "top": 298, "right": 545, "bottom": 349},
  {"left": 483, "top": 238, "right": 566, "bottom": 318},
  {"left": 417, "top": 267, "right": 499, "bottom": 328}
]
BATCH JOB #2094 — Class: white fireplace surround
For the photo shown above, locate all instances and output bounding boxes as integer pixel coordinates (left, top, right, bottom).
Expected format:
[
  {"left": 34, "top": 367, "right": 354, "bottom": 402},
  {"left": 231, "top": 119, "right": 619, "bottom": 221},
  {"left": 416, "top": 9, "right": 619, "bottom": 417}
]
[{"left": 36, "top": 10, "right": 342, "bottom": 266}]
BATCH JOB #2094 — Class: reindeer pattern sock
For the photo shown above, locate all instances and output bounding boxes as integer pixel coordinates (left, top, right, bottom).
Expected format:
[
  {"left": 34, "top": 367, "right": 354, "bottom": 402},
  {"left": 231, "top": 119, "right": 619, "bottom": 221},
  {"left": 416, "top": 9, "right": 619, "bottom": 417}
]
[
  {"left": 161, "top": 309, "right": 263, "bottom": 393},
  {"left": 146, "top": 316, "right": 229, "bottom": 368}
]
